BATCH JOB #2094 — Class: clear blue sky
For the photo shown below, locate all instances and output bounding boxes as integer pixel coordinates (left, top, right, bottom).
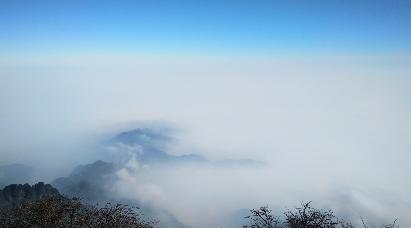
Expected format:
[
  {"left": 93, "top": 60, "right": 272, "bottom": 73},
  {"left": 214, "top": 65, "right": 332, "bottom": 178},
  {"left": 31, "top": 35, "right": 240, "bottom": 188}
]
[{"left": 1, "top": 0, "right": 410, "bottom": 56}]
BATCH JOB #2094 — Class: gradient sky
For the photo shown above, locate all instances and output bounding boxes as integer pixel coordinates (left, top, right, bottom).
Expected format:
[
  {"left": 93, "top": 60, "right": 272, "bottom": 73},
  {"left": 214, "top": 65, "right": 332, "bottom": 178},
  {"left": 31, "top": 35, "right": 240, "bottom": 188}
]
[
  {"left": 1, "top": 2, "right": 411, "bottom": 226},
  {"left": 1, "top": 0, "right": 410, "bottom": 58}
]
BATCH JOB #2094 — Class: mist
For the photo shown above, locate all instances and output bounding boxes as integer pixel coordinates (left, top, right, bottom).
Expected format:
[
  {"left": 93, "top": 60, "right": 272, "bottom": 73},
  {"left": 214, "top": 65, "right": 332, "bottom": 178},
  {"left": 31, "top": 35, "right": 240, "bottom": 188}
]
[{"left": 1, "top": 56, "right": 411, "bottom": 227}]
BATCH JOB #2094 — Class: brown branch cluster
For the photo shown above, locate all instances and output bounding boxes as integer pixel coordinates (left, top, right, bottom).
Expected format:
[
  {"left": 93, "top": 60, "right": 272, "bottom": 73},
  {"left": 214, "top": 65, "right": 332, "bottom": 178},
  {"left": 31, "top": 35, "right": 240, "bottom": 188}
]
[
  {"left": 0, "top": 197, "right": 157, "bottom": 228},
  {"left": 244, "top": 201, "right": 398, "bottom": 228}
]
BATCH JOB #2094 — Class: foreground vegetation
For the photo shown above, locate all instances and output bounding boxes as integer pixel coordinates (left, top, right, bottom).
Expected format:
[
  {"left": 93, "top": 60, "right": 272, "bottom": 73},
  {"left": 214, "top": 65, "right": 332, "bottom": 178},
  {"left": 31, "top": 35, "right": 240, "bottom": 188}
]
[
  {"left": 244, "top": 202, "right": 398, "bottom": 228},
  {"left": 0, "top": 197, "right": 156, "bottom": 228},
  {"left": 0, "top": 196, "right": 400, "bottom": 228}
]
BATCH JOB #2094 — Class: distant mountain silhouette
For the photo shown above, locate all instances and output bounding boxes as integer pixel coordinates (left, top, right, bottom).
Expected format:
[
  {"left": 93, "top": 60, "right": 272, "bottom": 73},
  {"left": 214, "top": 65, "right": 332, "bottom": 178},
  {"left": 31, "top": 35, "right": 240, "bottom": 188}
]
[
  {"left": 0, "top": 128, "right": 263, "bottom": 227},
  {"left": 105, "top": 128, "right": 261, "bottom": 166},
  {"left": 105, "top": 128, "right": 206, "bottom": 164},
  {"left": 52, "top": 160, "right": 118, "bottom": 201},
  {"left": 49, "top": 128, "right": 263, "bottom": 227},
  {"left": 52, "top": 160, "right": 189, "bottom": 228},
  {"left": 0, "top": 182, "right": 60, "bottom": 208}
]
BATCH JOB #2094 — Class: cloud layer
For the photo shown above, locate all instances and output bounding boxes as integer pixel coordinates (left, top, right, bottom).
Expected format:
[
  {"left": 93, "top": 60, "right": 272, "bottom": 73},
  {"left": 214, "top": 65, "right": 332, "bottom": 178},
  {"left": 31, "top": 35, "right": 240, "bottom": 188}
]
[{"left": 1, "top": 55, "right": 410, "bottom": 227}]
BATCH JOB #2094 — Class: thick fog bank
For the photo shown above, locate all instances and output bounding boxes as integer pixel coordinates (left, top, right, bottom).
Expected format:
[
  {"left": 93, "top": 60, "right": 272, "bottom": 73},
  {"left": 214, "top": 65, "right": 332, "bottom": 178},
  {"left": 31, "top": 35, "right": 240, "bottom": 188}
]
[{"left": 1, "top": 57, "right": 411, "bottom": 227}]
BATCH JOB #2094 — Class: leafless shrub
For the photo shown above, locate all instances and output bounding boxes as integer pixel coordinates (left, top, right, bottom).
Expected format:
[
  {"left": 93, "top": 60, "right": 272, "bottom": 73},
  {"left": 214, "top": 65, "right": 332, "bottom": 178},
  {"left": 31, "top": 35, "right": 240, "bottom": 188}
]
[
  {"left": 285, "top": 201, "right": 339, "bottom": 228},
  {"left": 0, "top": 197, "right": 157, "bottom": 228},
  {"left": 380, "top": 219, "right": 399, "bottom": 228},
  {"left": 244, "top": 206, "right": 281, "bottom": 228},
  {"left": 244, "top": 201, "right": 399, "bottom": 228}
]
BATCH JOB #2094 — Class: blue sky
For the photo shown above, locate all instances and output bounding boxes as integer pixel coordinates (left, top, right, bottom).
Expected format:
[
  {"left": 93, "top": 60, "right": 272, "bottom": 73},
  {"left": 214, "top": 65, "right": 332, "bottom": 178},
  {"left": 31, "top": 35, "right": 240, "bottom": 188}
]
[{"left": 1, "top": 0, "right": 410, "bottom": 57}]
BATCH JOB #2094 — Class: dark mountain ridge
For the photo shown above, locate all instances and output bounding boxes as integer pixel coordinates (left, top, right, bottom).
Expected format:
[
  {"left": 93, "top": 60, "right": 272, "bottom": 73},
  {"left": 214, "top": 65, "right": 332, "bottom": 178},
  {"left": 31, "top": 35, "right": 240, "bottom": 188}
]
[{"left": 0, "top": 182, "right": 60, "bottom": 208}]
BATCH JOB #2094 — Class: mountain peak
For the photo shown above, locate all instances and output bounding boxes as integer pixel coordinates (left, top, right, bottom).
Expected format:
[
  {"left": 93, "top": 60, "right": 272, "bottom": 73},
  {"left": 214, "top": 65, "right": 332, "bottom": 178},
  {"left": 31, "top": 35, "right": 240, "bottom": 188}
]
[{"left": 0, "top": 182, "right": 60, "bottom": 208}]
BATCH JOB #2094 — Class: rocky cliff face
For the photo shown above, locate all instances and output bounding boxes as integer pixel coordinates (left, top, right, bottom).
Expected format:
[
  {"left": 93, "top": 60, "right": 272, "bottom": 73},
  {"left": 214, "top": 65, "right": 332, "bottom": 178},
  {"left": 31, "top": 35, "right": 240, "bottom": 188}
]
[{"left": 0, "top": 182, "right": 60, "bottom": 208}]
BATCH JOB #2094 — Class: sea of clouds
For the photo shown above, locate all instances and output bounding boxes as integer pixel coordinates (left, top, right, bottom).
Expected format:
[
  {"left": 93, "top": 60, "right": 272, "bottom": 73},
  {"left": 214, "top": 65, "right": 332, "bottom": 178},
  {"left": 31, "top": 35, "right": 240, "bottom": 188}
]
[{"left": 1, "top": 56, "right": 410, "bottom": 227}]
